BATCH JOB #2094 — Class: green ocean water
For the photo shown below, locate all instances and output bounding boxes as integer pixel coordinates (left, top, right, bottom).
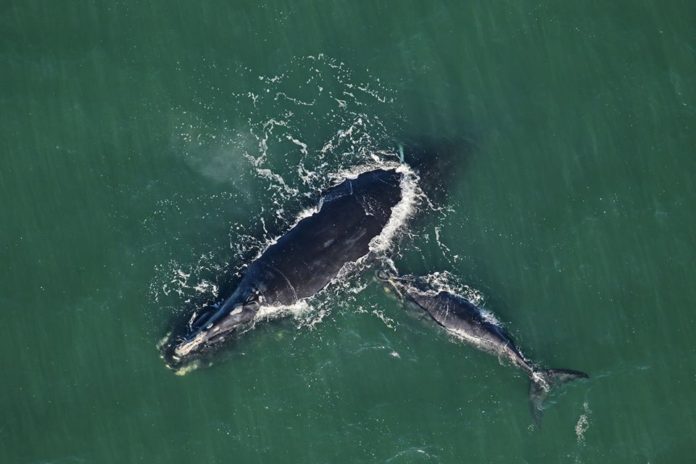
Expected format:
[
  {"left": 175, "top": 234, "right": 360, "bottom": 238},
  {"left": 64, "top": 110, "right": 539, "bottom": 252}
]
[{"left": 2, "top": 1, "right": 696, "bottom": 463}]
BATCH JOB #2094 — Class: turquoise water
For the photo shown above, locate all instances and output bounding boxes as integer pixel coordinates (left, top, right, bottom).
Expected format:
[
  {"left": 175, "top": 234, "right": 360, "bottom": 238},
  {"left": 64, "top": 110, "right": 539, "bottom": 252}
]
[{"left": 2, "top": 1, "right": 695, "bottom": 463}]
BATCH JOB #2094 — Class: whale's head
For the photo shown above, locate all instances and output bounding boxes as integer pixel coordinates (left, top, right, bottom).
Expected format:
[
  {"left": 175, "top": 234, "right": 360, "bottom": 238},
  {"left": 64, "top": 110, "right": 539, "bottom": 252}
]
[
  {"left": 162, "top": 292, "right": 259, "bottom": 370},
  {"left": 376, "top": 271, "right": 436, "bottom": 316}
]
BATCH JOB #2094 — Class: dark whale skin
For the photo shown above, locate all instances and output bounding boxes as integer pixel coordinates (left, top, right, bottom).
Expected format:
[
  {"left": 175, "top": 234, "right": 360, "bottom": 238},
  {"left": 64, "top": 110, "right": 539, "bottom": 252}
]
[
  {"left": 247, "top": 168, "right": 403, "bottom": 306},
  {"left": 167, "top": 168, "right": 404, "bottom": 364}
]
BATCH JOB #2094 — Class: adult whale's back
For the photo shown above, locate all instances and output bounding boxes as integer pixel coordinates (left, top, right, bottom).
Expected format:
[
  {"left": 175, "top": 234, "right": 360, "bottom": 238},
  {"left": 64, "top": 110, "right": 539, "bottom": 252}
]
[
  {"left": 250, "top": 168, "right": 403, "bottom": 305},
  {"left": 167, "top": 168, "right": 405, "bottom": 366}
]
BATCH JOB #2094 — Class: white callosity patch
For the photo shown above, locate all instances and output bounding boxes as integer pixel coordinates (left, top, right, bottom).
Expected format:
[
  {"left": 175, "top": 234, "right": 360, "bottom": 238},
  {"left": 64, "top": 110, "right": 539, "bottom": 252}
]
[{"left": 173, "top": 331, "right": 207, "bottom": 358}]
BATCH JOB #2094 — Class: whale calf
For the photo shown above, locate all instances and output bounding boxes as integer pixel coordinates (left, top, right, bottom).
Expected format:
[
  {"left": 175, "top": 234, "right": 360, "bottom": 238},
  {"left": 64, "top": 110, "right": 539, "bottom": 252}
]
[
  {"left": 378, "top": 271, "right": 588, "bottom": 422},
  {"left": 164, "top": 168, "right": 409, "bottom": 367}
]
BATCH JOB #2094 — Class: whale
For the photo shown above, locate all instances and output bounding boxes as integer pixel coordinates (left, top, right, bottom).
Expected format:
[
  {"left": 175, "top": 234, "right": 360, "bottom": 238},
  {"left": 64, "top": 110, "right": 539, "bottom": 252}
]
[
  {"left": 164, "top": 167, "right": 408, "bottom": 367},
  {"left": 377, "top": 271, "right": 588, "bottom": 422}
]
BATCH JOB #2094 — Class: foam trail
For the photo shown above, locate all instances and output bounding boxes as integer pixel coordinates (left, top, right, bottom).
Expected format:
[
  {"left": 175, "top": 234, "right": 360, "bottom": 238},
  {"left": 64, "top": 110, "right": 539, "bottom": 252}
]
[
  {"left": 152, "top": 55, "right": 407, "bottom": 362},
  {"left": 369, "top": 163, "right": 420, "bottom": 253},
  {"left": 575, "top": 401, "right": 592, "bottom": 444}
]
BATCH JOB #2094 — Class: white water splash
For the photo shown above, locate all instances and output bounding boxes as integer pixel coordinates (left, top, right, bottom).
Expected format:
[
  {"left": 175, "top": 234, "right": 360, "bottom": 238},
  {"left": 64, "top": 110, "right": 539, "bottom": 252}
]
[
  {"left": 254, "top": 299, "right": 318, "bottom": 328},
  {"left": 369, "top": 164, "right": 421, "bottom": 253},
  {"left": 419, "top": 271, "right": 485, "bottom": 307},
  {"left": 151, "top": 55, "right": 411, "bottom": 352},
  {"left": 575, "top": 401, "right": 592, "bottom": 443}
]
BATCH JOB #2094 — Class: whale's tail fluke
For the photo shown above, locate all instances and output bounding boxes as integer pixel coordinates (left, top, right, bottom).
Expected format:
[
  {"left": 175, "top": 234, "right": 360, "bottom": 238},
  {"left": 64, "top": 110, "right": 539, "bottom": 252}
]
[{"left": 529, "top": 368, "right": 589, "bottom": 425}]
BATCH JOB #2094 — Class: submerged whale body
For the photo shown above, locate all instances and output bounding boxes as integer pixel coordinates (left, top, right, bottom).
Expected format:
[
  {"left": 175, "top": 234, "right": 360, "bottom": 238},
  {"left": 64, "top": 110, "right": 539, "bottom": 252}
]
[
  {"left": 378, "top": 272, "right": 588, "bottom": 423},
  {"left": 165, "top": 168, "right": 405, "bottom": 367}
]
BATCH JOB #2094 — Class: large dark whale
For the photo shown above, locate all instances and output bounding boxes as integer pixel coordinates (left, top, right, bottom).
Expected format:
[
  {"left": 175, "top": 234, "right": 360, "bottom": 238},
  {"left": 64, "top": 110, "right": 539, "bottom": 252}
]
[
  {"left": 377, "top": 272, "right": 588, "bottom": 422},
  {"left": 165, "top": 167, "right": 409, "bottom": 367}
]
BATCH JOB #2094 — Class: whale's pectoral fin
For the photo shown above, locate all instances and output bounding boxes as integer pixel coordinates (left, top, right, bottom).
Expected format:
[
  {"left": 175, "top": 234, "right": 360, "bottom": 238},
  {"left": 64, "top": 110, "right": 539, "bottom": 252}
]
[{"left": 529, "top": 368, "right": 589, "bottom": 426}]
